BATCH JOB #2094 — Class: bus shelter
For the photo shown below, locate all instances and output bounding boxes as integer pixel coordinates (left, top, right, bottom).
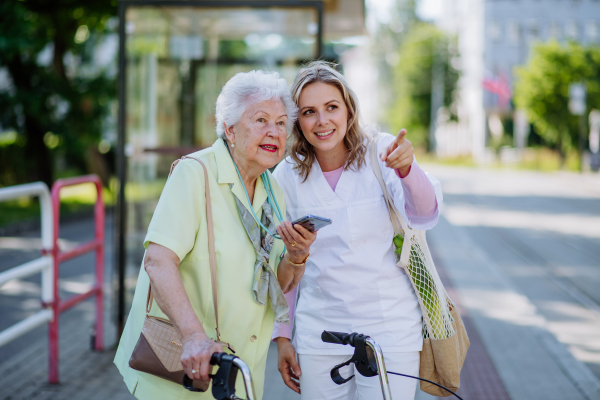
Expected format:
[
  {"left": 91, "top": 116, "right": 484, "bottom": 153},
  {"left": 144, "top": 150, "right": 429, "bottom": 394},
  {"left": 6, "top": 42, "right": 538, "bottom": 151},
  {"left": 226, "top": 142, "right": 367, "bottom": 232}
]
[{"left": 116, "top": 0, "right": 364, "bottom": 332}]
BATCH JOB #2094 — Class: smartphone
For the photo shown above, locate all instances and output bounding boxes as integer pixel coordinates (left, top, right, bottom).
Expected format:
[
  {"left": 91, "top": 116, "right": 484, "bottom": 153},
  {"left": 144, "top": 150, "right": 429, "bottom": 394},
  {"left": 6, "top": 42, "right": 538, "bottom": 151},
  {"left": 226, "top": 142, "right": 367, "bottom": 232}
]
[{"left": 291, "top": 215, "right": 332, "bottom": 232}]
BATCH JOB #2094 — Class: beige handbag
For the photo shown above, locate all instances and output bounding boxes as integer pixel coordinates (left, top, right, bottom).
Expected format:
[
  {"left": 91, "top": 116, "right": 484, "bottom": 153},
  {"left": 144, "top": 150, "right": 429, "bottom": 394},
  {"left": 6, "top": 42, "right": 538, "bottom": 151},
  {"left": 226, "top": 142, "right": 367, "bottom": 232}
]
[
  {"left": 128, "top": 156, "right": 233, "bottom": 391},
  {"left": 369, "top": 137, "right": 469, "bottom": 397}
]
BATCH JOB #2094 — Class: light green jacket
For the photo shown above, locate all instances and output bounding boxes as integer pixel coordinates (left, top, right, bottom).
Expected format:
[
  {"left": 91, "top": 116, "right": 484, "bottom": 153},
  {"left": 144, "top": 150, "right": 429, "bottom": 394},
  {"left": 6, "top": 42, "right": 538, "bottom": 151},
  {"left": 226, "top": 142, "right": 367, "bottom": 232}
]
[{"left": 114, "top": 139, "right": 286, "bottom": 399}]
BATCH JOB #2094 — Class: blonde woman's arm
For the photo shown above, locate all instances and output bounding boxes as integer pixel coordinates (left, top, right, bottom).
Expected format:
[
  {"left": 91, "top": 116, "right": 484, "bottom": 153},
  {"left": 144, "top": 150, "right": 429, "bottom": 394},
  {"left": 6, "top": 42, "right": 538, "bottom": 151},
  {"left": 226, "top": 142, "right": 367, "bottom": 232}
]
[
  {"left": 379, "top": 130, "right": 442, "bottom": 229},
  {"left": 273, "top": 287, "right": 301, "bottom": 393}
]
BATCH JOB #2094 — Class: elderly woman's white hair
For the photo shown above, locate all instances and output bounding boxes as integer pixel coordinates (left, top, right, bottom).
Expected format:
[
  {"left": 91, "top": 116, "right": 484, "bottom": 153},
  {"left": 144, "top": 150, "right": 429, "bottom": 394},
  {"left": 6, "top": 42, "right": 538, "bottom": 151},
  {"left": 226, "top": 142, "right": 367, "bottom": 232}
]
[{"left": 215, "top": 70, "right": 297, "bottom": 139}]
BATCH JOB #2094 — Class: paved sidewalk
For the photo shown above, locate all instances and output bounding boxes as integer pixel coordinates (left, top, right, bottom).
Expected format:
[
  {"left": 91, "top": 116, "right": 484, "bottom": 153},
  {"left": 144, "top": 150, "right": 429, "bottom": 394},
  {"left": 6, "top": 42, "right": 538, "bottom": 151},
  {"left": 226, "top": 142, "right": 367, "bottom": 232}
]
[
  {"left": 0, "top": 308, "right": 288, "bottom": 400},
  {"left": 426, "top": 216, "right": 600, "bottom": 400},
  {"left": 0, "top": 213, "right": 293, "bottom": 400},
  {"left": 421, "top": 166, "right": 600, "bottom": 400},
  {"left": 0, "top": 303, "right": 132, "bottom": 400},
  {"left": 2, "top": 167, "right": 600, "bottom": 399},
  {"left": 0, "top": 214, "right": 513, "bottom": 400}
]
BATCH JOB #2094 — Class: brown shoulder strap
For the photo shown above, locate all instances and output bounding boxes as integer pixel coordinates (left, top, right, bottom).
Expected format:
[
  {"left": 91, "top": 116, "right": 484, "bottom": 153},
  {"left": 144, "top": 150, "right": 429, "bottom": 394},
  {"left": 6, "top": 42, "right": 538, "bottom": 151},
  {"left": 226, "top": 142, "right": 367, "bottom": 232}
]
[{"left": 146, "top": 156, "right": 221, "bottom": 341}]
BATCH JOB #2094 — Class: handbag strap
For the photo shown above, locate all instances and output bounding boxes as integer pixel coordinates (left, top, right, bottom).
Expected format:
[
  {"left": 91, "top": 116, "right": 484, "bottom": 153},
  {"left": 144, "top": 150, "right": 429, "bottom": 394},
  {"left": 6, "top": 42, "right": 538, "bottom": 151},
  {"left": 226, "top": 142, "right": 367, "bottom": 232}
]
[
  {"left": 146, "top": 156, "right": 222, "bottom": 341},
  {"left": 368, "top": 135, "right": 414, "bottom": 267},
  {"left": 369, "top": 135, "right": 409, "bottom": 234}
]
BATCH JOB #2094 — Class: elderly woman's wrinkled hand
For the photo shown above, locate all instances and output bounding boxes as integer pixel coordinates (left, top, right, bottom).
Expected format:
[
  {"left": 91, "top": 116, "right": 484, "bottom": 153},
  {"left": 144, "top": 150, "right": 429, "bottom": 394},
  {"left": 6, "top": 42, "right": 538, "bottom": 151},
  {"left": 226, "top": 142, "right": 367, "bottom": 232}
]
[
  {"left": 180, "top": 332, "right": 223, "bottom": 382},
  {"left": 276, "top": 221, "right": 316, "bottom": 263}
]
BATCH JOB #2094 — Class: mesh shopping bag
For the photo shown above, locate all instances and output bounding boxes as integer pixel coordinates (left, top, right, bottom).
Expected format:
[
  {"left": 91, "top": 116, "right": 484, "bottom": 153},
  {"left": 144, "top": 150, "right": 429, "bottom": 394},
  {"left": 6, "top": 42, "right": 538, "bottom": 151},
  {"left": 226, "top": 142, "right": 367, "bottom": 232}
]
[{"left": 370, "top": 136, "right": 469, "bottom": 396}]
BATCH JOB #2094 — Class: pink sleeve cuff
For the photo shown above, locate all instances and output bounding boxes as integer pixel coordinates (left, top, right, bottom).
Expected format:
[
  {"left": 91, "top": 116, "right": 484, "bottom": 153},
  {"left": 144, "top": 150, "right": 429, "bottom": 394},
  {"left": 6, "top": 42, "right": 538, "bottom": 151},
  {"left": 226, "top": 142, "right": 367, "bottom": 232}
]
[
  {"left": 272, "top": 286, "right": 297, "bottom": 340},
  {"left": 394, "top": 165, "right": 411, "bottom": 179},
  {"left": 395, "top": 160, "right": 438, "bottom": 219}
]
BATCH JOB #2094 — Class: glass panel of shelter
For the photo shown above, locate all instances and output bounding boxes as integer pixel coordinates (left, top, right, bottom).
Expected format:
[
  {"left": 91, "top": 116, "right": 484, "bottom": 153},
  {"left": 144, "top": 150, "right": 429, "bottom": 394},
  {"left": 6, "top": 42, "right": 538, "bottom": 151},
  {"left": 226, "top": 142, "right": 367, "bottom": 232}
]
[{"left": 123, "top": 5, "right": 319, "bottom": 306}]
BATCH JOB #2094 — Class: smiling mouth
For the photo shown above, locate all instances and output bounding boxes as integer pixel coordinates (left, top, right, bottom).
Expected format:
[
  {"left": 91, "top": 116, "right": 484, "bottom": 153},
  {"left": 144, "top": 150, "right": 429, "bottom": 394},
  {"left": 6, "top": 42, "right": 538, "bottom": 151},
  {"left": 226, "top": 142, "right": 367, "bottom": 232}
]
[
  {"left": 259, "top": 144, "right": 278, "bottom": 152},
  {"left": 315, "top": 129, "right": 335, "bottom": 138}
]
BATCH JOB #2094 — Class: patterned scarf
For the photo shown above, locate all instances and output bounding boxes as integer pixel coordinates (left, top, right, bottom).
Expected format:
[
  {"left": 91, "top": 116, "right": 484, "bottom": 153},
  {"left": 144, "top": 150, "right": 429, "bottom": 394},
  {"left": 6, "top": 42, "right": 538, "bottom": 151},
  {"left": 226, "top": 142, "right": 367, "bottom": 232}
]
[{"left": 233, "top": 194, "right": 289, "bottom": 325}]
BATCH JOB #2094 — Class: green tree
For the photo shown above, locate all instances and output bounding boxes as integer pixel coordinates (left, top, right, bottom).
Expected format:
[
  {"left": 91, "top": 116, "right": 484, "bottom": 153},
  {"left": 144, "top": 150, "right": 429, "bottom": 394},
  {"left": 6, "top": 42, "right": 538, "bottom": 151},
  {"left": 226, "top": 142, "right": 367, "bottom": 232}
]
[
  {"left": 371, "top": 0, "right": 419, "bottom": 126},
  {"left": 0, "top": 0, "right": 116, "bottom": 187},
  {"left": 386, "top": 23, "right": 460, "bottom": 150},
  {"left": 514, "top": 41, "right": 600, "bottom": 165}
]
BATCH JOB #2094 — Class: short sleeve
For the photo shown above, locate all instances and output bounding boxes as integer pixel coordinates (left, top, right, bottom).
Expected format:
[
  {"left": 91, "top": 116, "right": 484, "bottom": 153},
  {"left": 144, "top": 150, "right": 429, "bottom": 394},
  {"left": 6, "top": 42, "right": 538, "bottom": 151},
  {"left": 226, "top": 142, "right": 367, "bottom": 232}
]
[
  {"left": 273, "top": 159, "right": 295, "bottom": 221},
  {"left": 143, "top": 159, "right": 205, "bottom": 261},
  {"left": 272, "top": 160, "right": 287, "bottom": 192}
]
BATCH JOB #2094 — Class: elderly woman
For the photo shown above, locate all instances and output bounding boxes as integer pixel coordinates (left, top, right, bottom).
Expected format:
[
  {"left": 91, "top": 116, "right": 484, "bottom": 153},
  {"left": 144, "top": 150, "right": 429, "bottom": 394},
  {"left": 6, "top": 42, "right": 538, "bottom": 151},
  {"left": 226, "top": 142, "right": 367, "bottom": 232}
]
[{"left": 114, "top": 70, "right": 316, "bottom": 399}]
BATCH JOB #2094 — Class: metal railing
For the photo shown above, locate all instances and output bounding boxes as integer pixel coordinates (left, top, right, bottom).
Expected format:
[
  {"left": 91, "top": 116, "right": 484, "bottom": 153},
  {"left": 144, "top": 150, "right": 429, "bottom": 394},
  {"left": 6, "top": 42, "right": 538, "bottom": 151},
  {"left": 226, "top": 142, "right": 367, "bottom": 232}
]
[
  {"left": 0, "top": 182, "right": 54, "bottom": 347},
  {"left": 49, "top": 175, "right": 105, "bottom": 383}
]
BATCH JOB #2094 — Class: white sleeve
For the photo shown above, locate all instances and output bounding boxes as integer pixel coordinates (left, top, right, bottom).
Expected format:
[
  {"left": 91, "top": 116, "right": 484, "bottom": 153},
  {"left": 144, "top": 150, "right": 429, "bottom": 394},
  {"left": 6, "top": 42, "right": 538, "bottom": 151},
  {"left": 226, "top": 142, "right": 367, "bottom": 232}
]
[{"left": 273, "top": 159, "right": 297, "bottom": 221}]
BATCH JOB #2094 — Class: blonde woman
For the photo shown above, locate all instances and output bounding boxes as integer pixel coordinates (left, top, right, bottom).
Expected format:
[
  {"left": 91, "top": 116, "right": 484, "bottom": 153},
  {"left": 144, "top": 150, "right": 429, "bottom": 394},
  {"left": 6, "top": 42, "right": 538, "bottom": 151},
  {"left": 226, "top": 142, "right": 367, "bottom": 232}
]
[{"left": 272, "top": 62, "right": 443, "bottom": 400}]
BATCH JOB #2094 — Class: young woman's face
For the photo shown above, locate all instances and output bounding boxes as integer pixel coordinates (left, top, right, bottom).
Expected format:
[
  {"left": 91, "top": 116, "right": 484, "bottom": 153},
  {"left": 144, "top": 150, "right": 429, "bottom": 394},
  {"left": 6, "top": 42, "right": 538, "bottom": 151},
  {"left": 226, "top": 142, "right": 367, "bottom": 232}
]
[{"left": 297, "top": 82, "right": 349, "bottom": 158}]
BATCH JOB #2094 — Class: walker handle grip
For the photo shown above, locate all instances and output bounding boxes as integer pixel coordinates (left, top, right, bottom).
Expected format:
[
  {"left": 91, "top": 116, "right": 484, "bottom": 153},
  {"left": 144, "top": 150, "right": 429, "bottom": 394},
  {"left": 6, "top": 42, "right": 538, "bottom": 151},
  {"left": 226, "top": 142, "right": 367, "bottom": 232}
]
[
  {"left": 321, "top": 331, "right": 354, "bottom": 346},
  {"left": 210, "top": 352, "right": 228, "bottom": 366}
]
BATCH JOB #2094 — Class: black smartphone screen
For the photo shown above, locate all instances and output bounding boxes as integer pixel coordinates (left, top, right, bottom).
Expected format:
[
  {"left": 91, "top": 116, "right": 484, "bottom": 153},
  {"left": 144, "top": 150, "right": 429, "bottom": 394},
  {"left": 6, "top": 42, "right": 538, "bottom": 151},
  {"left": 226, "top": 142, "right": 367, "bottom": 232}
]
[{"left": 291, "top": 215, "right": 332, "bottom": 232}]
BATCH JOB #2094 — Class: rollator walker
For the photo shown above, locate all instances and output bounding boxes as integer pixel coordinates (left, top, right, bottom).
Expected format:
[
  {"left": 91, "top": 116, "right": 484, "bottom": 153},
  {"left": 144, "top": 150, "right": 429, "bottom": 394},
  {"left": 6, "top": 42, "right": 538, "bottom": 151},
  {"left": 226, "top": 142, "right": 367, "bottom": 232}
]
[
  {"left": 184, "top": 332, "right": 462, "bottom": 400},
  {"left": 322, "top": 331, "right": 463, "bottom": 400}
]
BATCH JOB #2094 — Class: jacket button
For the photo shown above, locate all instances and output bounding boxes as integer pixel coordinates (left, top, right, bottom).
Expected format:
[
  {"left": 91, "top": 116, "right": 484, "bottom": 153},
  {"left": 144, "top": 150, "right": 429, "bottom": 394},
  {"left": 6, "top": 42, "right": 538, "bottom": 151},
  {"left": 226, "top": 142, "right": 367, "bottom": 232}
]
[{"left": 250, "top": 335, "right": 257, "bottom": 342}]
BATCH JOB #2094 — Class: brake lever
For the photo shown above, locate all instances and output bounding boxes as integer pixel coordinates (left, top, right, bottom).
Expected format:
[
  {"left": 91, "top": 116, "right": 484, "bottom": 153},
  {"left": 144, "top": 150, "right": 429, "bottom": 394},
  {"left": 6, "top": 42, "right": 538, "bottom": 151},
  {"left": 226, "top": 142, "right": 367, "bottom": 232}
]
[
  {"left": 323, "top": 331, "right": 379, "bottom": 386},
  {"left": 182, "top": 374, "right": 210, "bottom": 392},
  {"left": 330, "top": 358, "right": 355, "bottom": 384}
]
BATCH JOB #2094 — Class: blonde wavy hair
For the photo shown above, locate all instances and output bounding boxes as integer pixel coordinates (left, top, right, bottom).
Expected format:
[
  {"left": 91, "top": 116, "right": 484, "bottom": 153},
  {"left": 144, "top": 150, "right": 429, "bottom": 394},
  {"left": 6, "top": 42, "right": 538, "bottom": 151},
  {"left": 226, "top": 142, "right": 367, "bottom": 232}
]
[{"left": 289, "top": 61, "right": 368, "bottom": 181}]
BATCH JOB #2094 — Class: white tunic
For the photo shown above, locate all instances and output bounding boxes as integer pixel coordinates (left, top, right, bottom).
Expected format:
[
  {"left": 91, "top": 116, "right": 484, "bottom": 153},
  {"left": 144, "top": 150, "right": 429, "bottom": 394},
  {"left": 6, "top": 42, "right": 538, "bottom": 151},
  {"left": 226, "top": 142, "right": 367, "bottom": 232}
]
[{"left": 273, "top": 133, "right": 443, "bottom": 355}]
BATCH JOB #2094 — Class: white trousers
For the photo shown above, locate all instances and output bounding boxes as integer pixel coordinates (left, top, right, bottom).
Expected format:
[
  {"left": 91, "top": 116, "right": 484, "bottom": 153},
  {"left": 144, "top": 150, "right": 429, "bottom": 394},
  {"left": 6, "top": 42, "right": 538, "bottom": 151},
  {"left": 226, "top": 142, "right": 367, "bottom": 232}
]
[{"left": 298, "top": 352, "right": 420, "bottom": 400}]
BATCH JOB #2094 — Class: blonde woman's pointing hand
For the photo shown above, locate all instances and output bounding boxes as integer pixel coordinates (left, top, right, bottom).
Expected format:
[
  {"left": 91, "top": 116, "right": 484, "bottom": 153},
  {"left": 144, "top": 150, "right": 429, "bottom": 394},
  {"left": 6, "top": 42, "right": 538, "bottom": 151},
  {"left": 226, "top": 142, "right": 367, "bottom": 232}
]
[{"left": 380, "top": 129, "right": 414, "bottom": 178}]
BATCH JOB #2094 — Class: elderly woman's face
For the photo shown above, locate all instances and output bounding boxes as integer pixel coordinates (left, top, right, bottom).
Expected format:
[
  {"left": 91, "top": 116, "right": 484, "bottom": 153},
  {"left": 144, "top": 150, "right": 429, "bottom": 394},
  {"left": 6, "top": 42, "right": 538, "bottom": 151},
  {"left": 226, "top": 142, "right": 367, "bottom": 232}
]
[{"left": 227, "top": 99, "right": 288, "bottom": 171}]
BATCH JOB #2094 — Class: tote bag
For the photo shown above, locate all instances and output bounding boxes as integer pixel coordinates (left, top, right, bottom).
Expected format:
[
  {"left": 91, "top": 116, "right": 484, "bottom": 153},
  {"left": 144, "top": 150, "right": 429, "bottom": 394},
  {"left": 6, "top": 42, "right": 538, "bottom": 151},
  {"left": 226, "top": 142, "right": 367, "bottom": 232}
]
[{"left": 369, "top": 136, "right": 469, "bottom": 396}]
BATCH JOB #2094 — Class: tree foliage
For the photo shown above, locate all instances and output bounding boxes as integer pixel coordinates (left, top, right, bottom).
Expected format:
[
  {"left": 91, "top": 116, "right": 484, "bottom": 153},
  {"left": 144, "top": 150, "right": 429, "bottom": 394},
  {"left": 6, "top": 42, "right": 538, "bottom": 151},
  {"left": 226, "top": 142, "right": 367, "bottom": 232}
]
[
  {"left": 0, "top": 0, "right": 117, "bottom": 187},
  {"left": 371, "top": 0, "right": 419, "bottom": 117},
  {"left": 386, "top": 23, "right": 460, "bottom": 150},
  {"left": 514, "top": 41, "right": 600, "bottom": 160}
]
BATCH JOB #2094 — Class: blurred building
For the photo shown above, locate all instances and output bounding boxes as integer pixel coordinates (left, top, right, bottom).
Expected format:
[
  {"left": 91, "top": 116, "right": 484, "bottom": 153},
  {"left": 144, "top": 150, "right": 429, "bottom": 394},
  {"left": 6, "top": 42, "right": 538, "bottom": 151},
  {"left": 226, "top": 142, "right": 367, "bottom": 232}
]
[{"left": 432, "top": 0, "right": 600, "bottom": 160}]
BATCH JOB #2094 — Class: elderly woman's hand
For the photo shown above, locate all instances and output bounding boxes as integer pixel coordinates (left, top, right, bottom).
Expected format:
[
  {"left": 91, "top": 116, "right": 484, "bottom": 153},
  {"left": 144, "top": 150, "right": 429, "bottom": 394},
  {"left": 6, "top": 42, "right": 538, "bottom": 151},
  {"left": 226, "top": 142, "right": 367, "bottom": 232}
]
[
  {"left": 276, "top": 221, "right": 316, "bottom": 262},
  {"left": 276, "top": 221, "right": 316, "bottom": 293},
  {"left": 180, "top": 332, "right": 223, "bottom": 382}
]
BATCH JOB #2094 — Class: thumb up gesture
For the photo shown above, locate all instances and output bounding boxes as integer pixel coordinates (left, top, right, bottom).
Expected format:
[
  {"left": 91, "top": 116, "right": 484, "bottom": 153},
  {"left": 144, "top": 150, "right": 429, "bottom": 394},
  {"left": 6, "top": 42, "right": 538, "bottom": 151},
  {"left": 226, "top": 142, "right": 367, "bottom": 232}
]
[{"left": 380, "top": 129, "right": 414, "bottom": 178}]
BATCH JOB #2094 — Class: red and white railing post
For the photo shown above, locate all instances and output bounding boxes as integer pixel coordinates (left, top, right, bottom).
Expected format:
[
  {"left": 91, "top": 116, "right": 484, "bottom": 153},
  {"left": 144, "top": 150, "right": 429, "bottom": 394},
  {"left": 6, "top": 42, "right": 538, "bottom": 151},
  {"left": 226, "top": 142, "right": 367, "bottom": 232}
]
[{"left": 48, "top": 175, "right": 105, "bottom": 383}]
